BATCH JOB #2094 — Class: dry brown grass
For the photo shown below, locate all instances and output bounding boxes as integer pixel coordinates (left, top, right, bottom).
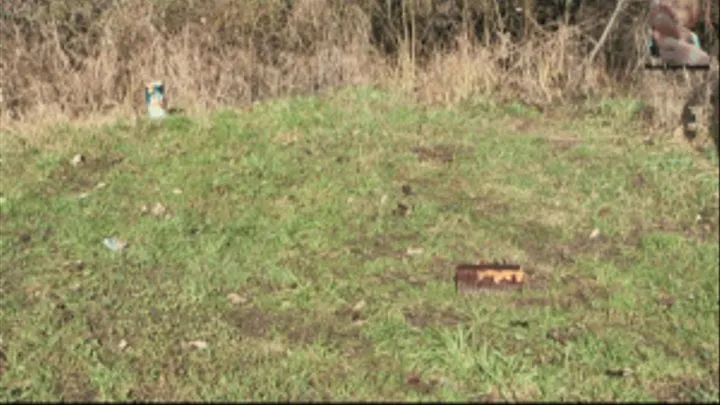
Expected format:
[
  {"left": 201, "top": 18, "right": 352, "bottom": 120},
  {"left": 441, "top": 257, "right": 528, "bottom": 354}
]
[
  {"left": 0, "top": 0, "right": 718, "bottom": 140},
  {"left": 0, "top": 0, "right": 384, "bottom": 124}
]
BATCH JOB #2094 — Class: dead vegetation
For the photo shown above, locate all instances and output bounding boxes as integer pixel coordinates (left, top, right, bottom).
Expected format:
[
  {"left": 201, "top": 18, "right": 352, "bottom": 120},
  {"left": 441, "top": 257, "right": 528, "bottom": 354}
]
[{"left": 0, "top": 0, "right": 718, "bottom": 140}]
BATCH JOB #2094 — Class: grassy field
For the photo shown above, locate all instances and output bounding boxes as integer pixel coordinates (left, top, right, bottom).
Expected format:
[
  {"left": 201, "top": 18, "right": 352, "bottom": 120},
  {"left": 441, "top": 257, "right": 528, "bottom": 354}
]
[{"left": 1, "top": 87, "right": 718, "bottom": 401}]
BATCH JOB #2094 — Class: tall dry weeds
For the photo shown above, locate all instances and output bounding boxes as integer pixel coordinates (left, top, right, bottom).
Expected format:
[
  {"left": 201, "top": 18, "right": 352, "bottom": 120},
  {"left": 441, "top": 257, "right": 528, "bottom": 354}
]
[
  {"left": 0, "top": 0, "right": 383, "bottom": 123},
  {"left": 0, "top": 0, "right": 718, "bottom": 140}
]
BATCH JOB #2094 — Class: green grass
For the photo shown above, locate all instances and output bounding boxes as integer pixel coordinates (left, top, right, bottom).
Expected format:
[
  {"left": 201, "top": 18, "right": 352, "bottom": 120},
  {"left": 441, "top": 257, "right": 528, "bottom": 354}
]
[{"left": 1, "top": 86, "right": 718, "bottom": 401}]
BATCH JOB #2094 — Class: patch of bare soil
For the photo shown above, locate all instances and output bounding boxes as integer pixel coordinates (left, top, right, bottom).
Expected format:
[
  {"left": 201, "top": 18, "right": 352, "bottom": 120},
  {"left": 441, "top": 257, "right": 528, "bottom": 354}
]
[
  {"left": 347, "top": 232, "right": 422, "bottom": 261},
  {"left": 683, "top": 203, "right": 720, "bottom": 243},
  {"left": 545, "top": 326, "right": 585, "bottom": 346},
  {"left": 648, "top": 375, "right": 718, "bottom": 403},
  {"left": 284, "top": 315, "right": 372, "bottom": 354},
  {"left": 53, "top": 371, "right": 98, "bottom": 402},
  {"left": 46, "top": 153, "right": 124, "bottom": 194},
  {"left": 514, "top": 274, "right": 611, "bottom": 311},
  {"left": 225, "top": 304, "right": 374, "bottom": 356},
  {"left": 466, "top": 192, "right": 513, "bottom": 218},
  {"left": 412, "top": 144, "right": 457, "bottom": 164},
  {"left": 530, "top": 135, "right": 580, "bottom": 154},
  {"left": 224, "top": 305, "right": 284, "bottom": 340},
  {"left": 402, "top": 304, "right": 470, "bottom": 329},
  {"left": 404, "top": 370, "right": 442, "bottom": 395},
  {"left": 508, "top": 220, "right": 566, "bottom": 267},
  {"left": 0, "top": 346, "right": 7, "bottom": 378},
  {"left": 127, "top": 354, "right": 191, "bottom": 402},
  {"left": 560, "top": 229, "right": 638, "bottom": 269}
]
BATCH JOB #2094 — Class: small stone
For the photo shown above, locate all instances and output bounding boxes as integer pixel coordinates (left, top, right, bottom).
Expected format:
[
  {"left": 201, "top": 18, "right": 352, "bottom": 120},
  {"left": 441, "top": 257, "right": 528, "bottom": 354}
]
[
  {"left": 188, "top": 340, "right": 208, "bottom": 350},
  {"left": 71, "top": 154, "right": 85, "bottom": 167},
  {"left": 151, "top": 202, "right": 168, "bottom": 217},
  {"left": 352, "top": 299, "right": 366, "bottom": 312},
  {"left": 588, "top": 228, "right": 600, "bottom": 240},
  {"left": 406, "top": 247, "right": 424, "bottom": 256},
  {"left": 227, "top": 293, "right": 248, "bottom": 304},
  {"left": 265, "top": 341, "right": 287, "bottom": 354},
  {"left": 172, "top": 188, "right": 183, "bottom": 195},
  {"left": 118, "top": 339, "right": 128, "bottom": 350}
]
